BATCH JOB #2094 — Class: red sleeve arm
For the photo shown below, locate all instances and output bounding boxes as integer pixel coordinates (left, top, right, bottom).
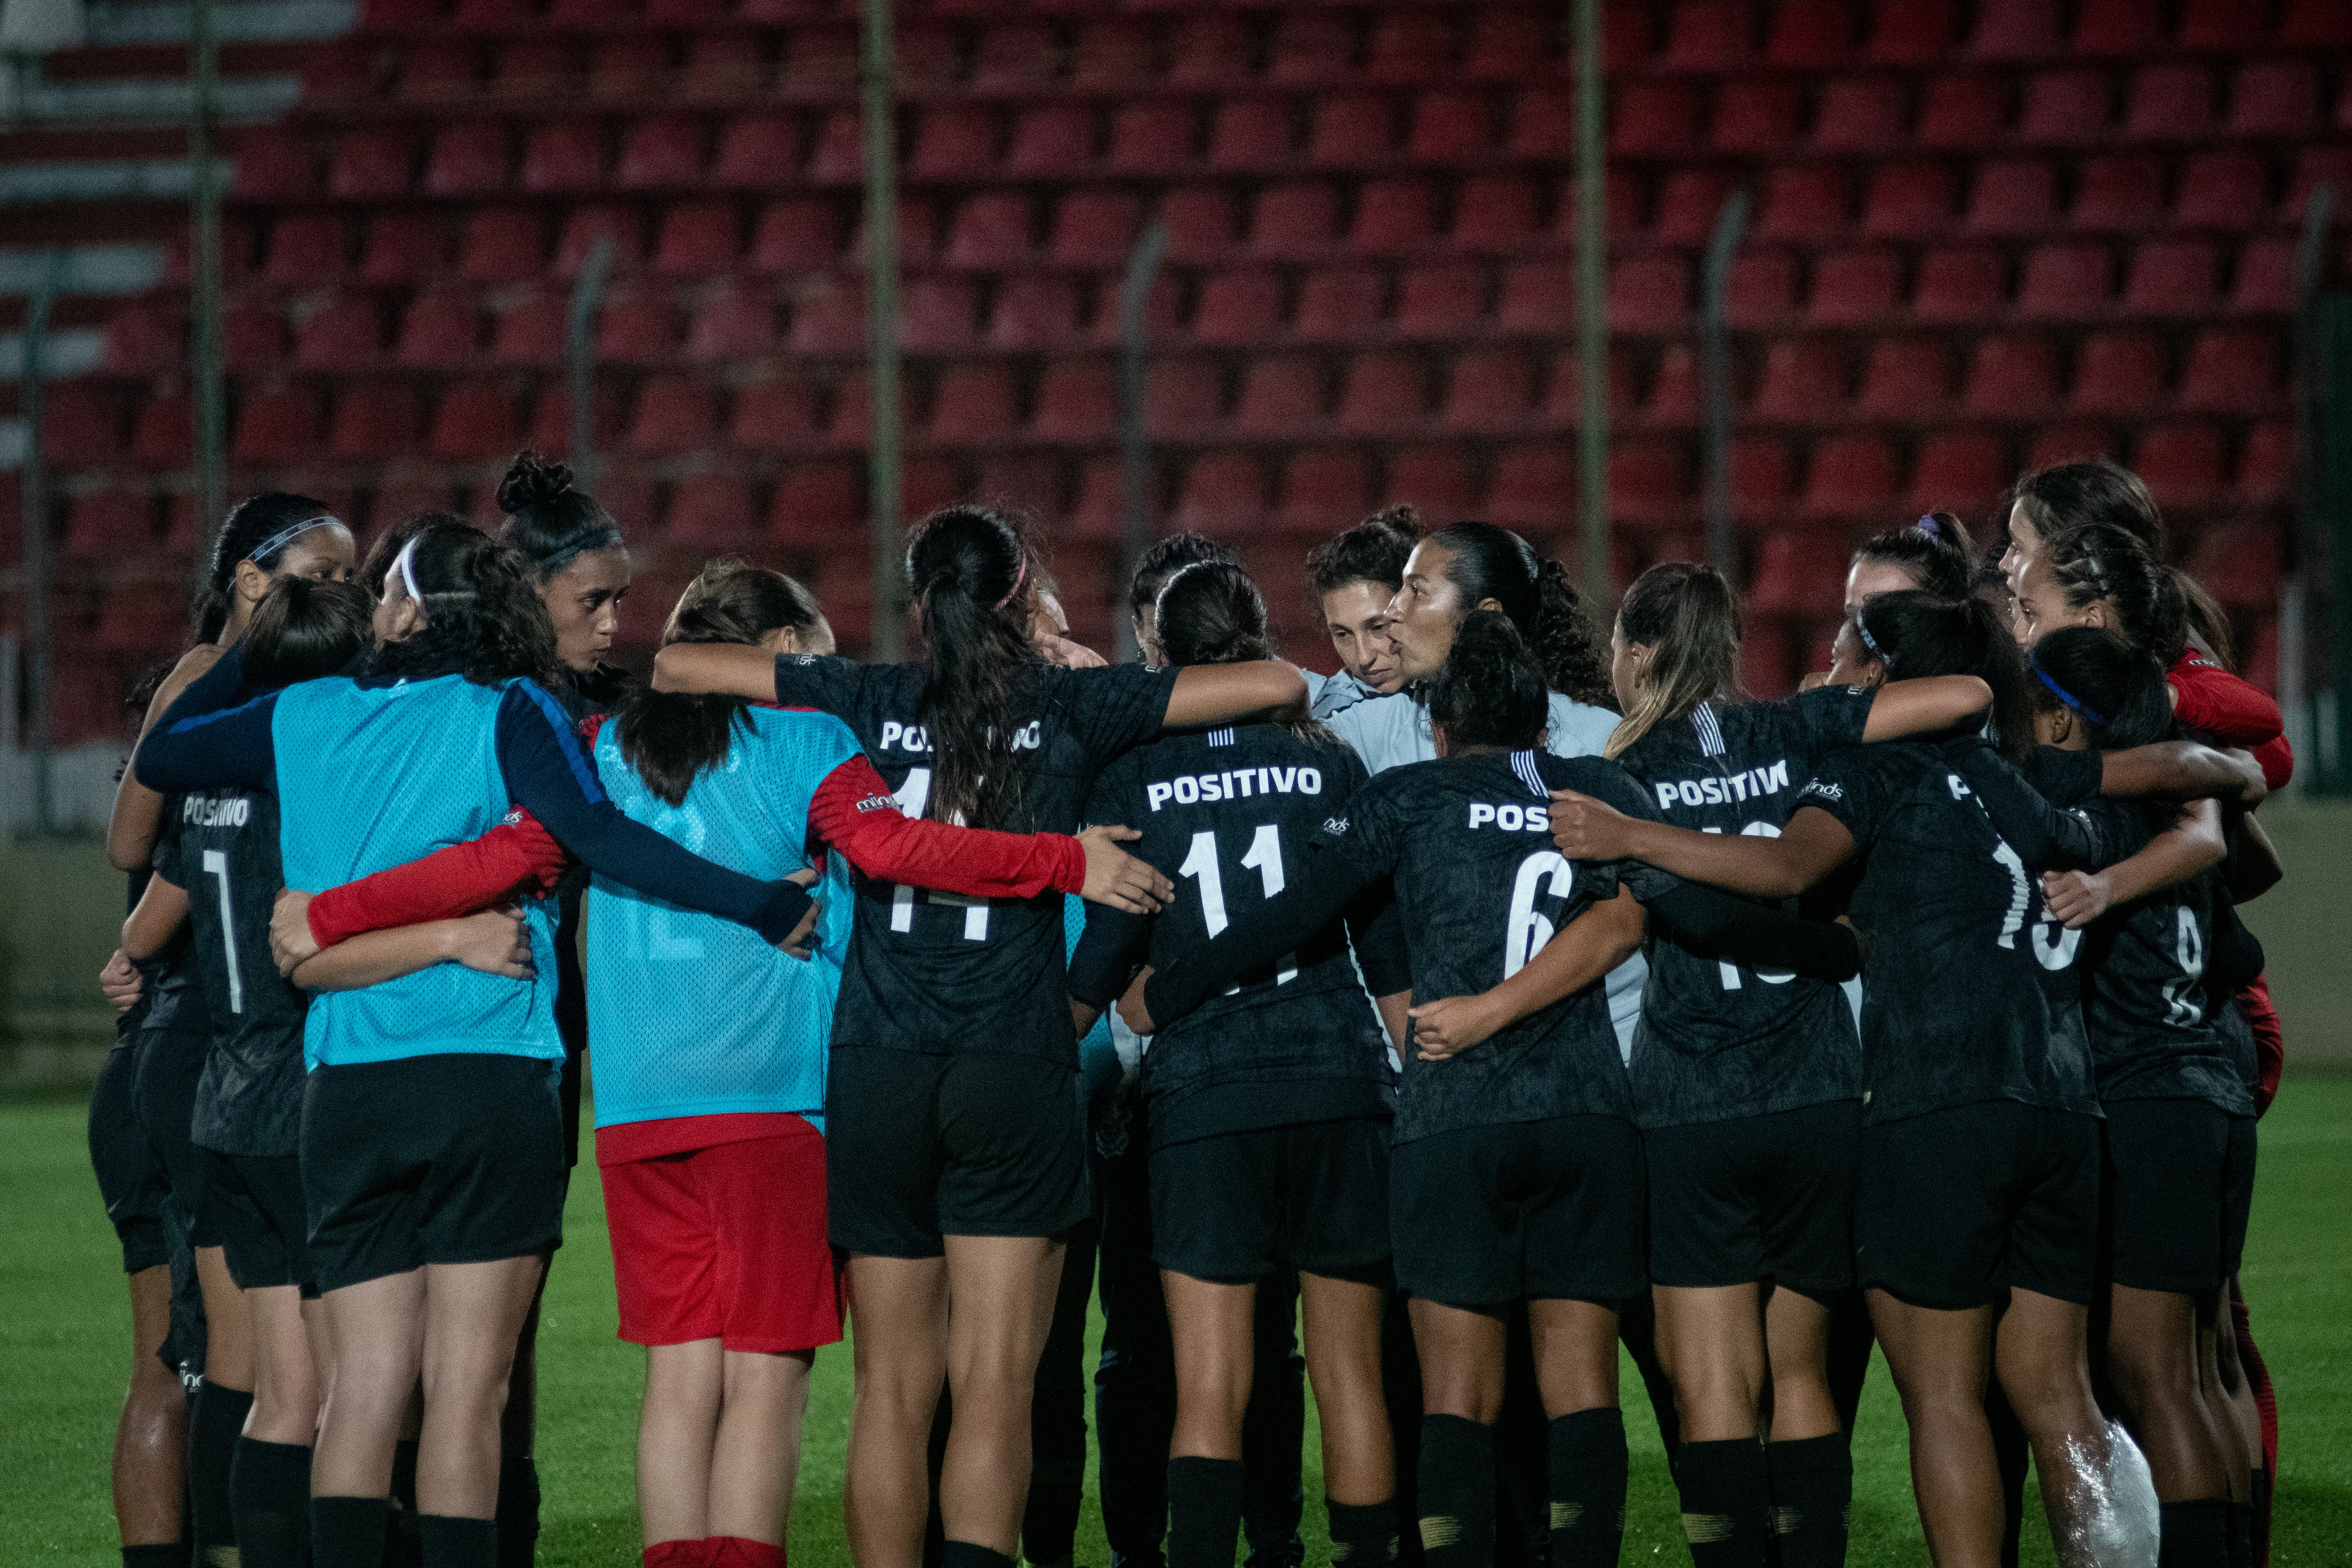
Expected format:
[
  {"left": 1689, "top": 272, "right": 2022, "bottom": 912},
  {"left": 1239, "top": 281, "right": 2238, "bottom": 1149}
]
[
  {"left": 807, "top": 756, "right": 1087, "bottom": 899},
  {"left": 304, "top": 807, "right": 572, "bottom": 948},
  {"left": 2236, "top": 976, "right": 2284, "bottom": 1118},
  {"left": 2168, "top": 662, "right": 2283, "bottom": 748}
]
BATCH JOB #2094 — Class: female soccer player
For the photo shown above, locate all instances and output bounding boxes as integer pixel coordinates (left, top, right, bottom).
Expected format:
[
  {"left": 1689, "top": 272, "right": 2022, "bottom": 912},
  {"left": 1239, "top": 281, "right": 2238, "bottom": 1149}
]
[
  {"left": 124, "top": 577, "right": 378, "bottom": 1568},
  {"left": 132, "top": 521, "right": 825, "bottom": 1568},
  {"left": 649, "top": 504, "right": 1309, "bottom": 1568},
  {"left": 106, "top": 493, "right": 358, "bottom": 1567},
  {"left": 1304, "top": 507, "right": 1418, "bottom": 720},
  {"left": 1600, "top": 562, "right": 1991, "bottom": 1568},
  {"left": 1122, "top": 612, "right": 1857, "bottom": 1568},
  {"left": 1843, "top": 512, "right": 1975, "bottom": 615},
  {"left": 1067, "top": 561, "right": 1406, "bottom": 1568},
  {"left": 1550, "top": 591, "right": 2262, "bottom": 1567}
]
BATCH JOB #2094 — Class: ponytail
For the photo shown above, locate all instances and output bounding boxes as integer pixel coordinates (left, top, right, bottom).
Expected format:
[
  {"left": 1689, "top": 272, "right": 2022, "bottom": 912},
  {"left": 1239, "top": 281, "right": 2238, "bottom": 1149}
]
[
  {"left": 1857, "top": 590, "right": 2037, "bottom": 763},
  {"left": 1156, "top": 561, "right": 1335, "bottom": 748},
  {"left": 1427, "top": 611, "right": 1550, "bottom": 752},
  {"left": 193, "top": 491, "right": 342, "bottom": 642},
  {"left": 2025, "top": 626, "right": 2174, "bottom": 752},
  {"left": 1425, "top": 521, "right": 1613, "bottom": 709},
  {"left": 243, "top": 577, "right": 373, "bottom": 690},
  {"left": 905, "top": 504, "right": 1043, "bottom": 831},
  {"left": 618, "top": 561, "right": 827, "bottom": 807},
  {"left": 2036, "top": 521, "right": 2189, "bottom": 666},
  {"left": 363, "top": 520, "right": 558, "bottom": 688},
  {"left": 1605, "top": 562, "right": 1742, "bottom": 758},
  {"left": 1853, "top": 512, "right": 1975, "bottom": 601}
]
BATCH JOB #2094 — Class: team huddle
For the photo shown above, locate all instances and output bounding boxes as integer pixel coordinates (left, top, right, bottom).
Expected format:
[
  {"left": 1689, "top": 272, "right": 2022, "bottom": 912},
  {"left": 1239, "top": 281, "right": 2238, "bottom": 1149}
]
[{"left": 90, "top": 451, "right": 2287, "bottom": 1568}]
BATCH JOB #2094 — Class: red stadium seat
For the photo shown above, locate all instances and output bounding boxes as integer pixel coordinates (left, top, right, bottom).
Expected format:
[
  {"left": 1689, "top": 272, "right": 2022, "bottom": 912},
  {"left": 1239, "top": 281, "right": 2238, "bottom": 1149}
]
[
  {"left": 1453, "top": 175, "right": 1543, "bottom": 252},
  {"left": 453, "top": 0, "right": 533, "bottom": 32},
  {"left": 1310, "top": 94, "right": 1399, "bottom": 169},
  {"left": 1396, "top": 263, "right": 1485, "bottom": 339},
  {"left": 1908, "top": 432, "right": 2008, "bottom": 513},
  {"left": 490, "top": 39, "right": 566, "bottom": 95},
  {"left": 1296, "top": 266, "right": 1384, "bottom": 340},
  {"left": 1755, "top": 165, "right": 1850, "bottom": 241},
  {"left": 2177, "top": 329, "right": 2279, "bottom": 414},
  {"left": 1863, "top": 161, "right": 1956, "bottom": 238},
  {"left": 1815, "top": 78, "right": 1910, "bottom": 154},
  {"left": 1722, "top": 251, "right": 1800, "bottom": 327},
  {"left": 1266, "top": 12, "right": 1353, "bottom": 87},
  {"left": 265, "top": 214, "right": 350, "bottom": 286},
  {"left": 588, "top": 38, "right": 668, "bottom": 101},
  {"left": 1917, "top": 71, "right": 2010, "bottom": 147},
  {"left": 890, "top": 21, "right": 955, "bottom": 93},
  {"left": 1648, "top": 343, "right": 1702, "bottom": 426},
  {"left": 2122, "top": 239, "right": 2220, "bottom": 316},
  {"left": 803, "top": 110, "right": 863, "bottom": 185},
  {"left": 1367, "top": 9, "right": 1456, "bottom": 84},
  {"left": 1499, "top": 259, "right": 1577, "bottom": 331},
  {"left": 1962, "top": 333, "right": 2060, "bottom": 416},
  {"left": 1801, "top": 433, "right": 1900, "bottom": 517},
  {"left": 595, "top": 294, "right": 678, "bottom": 364},
  {"left": 1729, "top": 436, "right": 1795, "bottom": 514},
  {"left": 423, "top": 121, "right": 508, "bottom": 195},
  {"left": 2071, "top": 154, "right": 2166, "bottom": 232},
  {"left": 1108, "top": 101, "right": 1199, "bottom": 177},
  {"left": 712, "top": 115, "right": 804, "bottom": 188},
  {"left": 1207, "top": 98, "right": 1296, "bottom": 173},
  {"left": 1857, "top": 338, "right": 1955, "bottom": 419},
  {"left": 1969, "top": 0, "right": 2060, "bottom": 58},
  {"left": 1144, "top": 358, "right": 1224, "bottom": 439},
  {"left": 1234, "top": 354, "right": 1326, "bottom": 437},
  {"left": 2125, "top": 65, "right": 2215, "bottom": 141},
  {"left": 1540, "top": 347, "right": 1640, "bottom": 426},
  {"left": 2174, "top": 152, "right": 2270, "bottom": 231},
  {"left": 2069, "top": 331, "right": 2168, "bottom": 416},
  {"left": 2236, "top": 422, "right": 2296, "bottom": 502},
  {"left": 396, "top": 289, "right": 480, "bottom": 368},
  {"left": 1351, "top": 179, "right": 1436, "bottom": 255},
  {"left": 454, "top": 209, "right": 540, "bottom": 285},
  {"left": 729, "top": 376, "right": 819, "bottom": 450},
  {"left": 750, "top": 200, "right": 841, "bottom": 275},
  {"left": 988, "top": 277, "right": 1081, "bottom": 351},
  {"left": 1442, "top": 346, "right": 1539, "bottom": 432},
  {"left": 1913, "top": 245, "right": 2008, "bottom": 321},
  {"left": 222, "top": 303, "right": 285, "bottom": 373},
  {"left": 64, "top": 490, "right": 155, "bottom": 559},
  {"left": 972, "top": 19, "right": 1055, "bottom": 90},
  {"left": 2288, "top": 150, "right": 2352, "bottom": 221},
  {"left": 767, "top": 460, "right": 860, "bottom": 548},
  {"left": 491, "top": 287, "right": 566, "bottom": 367},
  {"left": 2190, "top": 521, "right": 2281, "bottom": 610},
  {"left": 1093, "top": 273, "right": 1181, "bottom": 347},
  {"left": 2229, "top": 61, "right": 2319, "bottom": 137},
  {"left": 329, "top": 383, "right": 419, "bottom": 462},
  {"left": 429, "top": 380, "right": 520, "bottom": 461},
  {"left": 522, "top": 120, "right": 605, "bottom": 193},
  {"left": 1051, "top": 191, "right": 1142, "bottom": 268},
  {"left": 1661, "top": 0, "right": 1754, "bottom": 68},
  {"left": 229, "top": 387, "right": 317, "bottom": 467},
  {"left": 945, "top": 193, "right": 1036, "bottom": 268},
  {"left": 896, "top": 276, "right": 976, "bottom": 353},
  {"left": 654, "top": 203, "right": 740, "bottom": 279},
  {"left": 662, "top": 474, "right": 756, "bottom": 546},
  {"left": 1609, "top": 255, "right": 1691, "bottom": 331},
  {"left": 2231, "top": 236, "right": 2300, "bottom": 314},
  {"left": 1380, "top": 445, "right": 1478, "bottom": 516},
  {"left": 929, "top": 364, "right": 1019, "bottom": 443},
  {"left": 1006, "top": 104, "right": 1096, "bottom": 179},
  {"left": 2073, "top": 0, "right": 2164, "bottom": 53},
  {"left": 1748, "top": 527, "right": 1850, "bottom": 613},
  {"left": 525, "top": 385, "right": 621, "bottom": 457},
  {"left": 619, "top": 117, "right": 705, "bottom": 190},
  {"left": 1191, "top": 270, "right": 1284, "bottom": 346},
  {"left": 2023, "top": 422, "right": 2116, "bottom": 472},
  {"left": 233, "top": 125, "right": 317, "bottom": 199},
  {"left": 1866, "top": 0, "right": 1957, "bottom": 63},
  {"left": 1274, "top": 448, "right": 1373, "bottom": 535},
  {"left": 2179, "top": 0, "right": 2272, "bottom": 49},
  {"left": 1753, "top": 340, "right": 1849, "bottom": 423},
  {"left": 1160, "top": 185, "right": 1242, "bottom": 264},
  {"left": 1061, "top": 18, "right": 1145, "bottom": 91},
  {"left": 1464, "top": 9, "right": 1560, "bottom": 80},
  {"left": 1964, "top": 158, "right": 2057, "bottom": 235},
  {"left": 1483, "top": 443, "right": 1576, "bottom": 533},
  {"left": 1411, "top": 90, "right": 1498, "bottom": 162},
  {"left": 1172, "top": 452, "right": 1268, "bottom": 536},
  {"left": 103, "top": 299, "right": 183, "bottom": 377},
  {"left": 2015, "top": 243, "right": 2112, "bottom": 317},
  {"left": 2284, "top": 0, "right": 2352, "bottom": 43},
  {"left": 329, "top": 126, "right": 414, "bottom": 199},
  {"left": 681, "top": 34, "right": 764, "bottom": 102},
  {"left": 295, "top": 293, "right": 383, "bottom": 370},
  {"left": 1808, "top": 248, "right": 1903, "bottom": 325},
  {"left": 2131, "top": 421, "right": 2226, "bottom": 508},
  {"left": 1653, "top": 169, "right": 1741, "bottom": 247},
  {"left": 786, "top": 278, "right": 863, "bottom": 356},
  {"left": 910, "top": 104, "right": 997, "bottom": 181},
  {"left": 685, "top": 282, "right": 778, "bottom": 362},
  {"left": 1611, "top": 438, "right": 1691, "bottom": 525},
  {"left": 2018, "top": 70, "right": 2110, "bottom": 144},
  {"left": 367, "top": 211, "right": 451, "bottom": 284},
  {"left": 1610, "top": 82, "right": 1700, "bottom": 156},
  {"left": 1709, "top": 78, "right": 1801, "bottom": 153}
]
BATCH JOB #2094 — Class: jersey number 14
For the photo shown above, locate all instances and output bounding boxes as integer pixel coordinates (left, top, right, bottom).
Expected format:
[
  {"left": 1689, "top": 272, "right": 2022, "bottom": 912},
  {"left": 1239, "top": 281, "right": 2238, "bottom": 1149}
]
[{"left": 888, "top": 768, "right": 991, "bottom": 941}]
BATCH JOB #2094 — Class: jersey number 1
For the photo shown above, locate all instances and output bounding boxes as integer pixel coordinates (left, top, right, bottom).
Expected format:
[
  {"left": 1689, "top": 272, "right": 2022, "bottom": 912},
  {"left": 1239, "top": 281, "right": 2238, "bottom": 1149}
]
[
  {"left": 1180, "top": 825, "right": 1297, "bottom": 987},
  {"left": 201, "top": 850, "right": 244, "bottom": 1015}
]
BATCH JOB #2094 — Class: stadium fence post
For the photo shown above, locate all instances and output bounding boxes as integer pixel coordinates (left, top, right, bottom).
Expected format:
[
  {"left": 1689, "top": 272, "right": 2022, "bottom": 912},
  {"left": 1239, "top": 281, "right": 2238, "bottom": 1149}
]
[
  {"left": 1116, "top": 220, "right": 1167, "bottom": 665},
  {"left": 1701, "top": 191, "right": 1750, "bottom": 581},
  {"left": 861, "top": 0, "right": 905, "bottom": 662}
]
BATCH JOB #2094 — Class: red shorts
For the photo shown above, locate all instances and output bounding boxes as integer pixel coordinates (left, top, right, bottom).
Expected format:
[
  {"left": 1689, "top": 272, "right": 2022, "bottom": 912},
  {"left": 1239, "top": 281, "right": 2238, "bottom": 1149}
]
[{"left": 601, "top": 1117, "right": 844, "bottom": 1353}]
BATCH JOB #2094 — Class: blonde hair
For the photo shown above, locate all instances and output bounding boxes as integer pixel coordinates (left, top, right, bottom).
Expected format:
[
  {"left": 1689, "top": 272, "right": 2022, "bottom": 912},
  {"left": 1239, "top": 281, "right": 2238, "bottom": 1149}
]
[{"left": 1603, "top": 562, "right": 1742, "bottom": 759}]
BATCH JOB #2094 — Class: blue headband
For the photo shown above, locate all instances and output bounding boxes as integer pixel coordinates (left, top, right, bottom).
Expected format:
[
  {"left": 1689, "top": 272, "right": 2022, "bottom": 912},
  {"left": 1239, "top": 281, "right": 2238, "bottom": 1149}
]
[
  {"left": 247, "top": 514, "right": 345, "bottom": 564},
  {"left": 2032, "top": 662, "right": 2106, "bottom": 727},
  {"left": 532, "top": 522, "right": 624, "bottom": 580}
]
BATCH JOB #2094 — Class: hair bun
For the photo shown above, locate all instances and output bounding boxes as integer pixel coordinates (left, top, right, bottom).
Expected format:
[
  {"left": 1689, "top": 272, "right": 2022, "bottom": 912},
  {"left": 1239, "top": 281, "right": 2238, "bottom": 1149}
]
[
  {"left": 1368, "top": 504, "right": 1421, "bottom": 545},
  {"left": 496, "top": 451, "right": 575, "bottom": 517}
]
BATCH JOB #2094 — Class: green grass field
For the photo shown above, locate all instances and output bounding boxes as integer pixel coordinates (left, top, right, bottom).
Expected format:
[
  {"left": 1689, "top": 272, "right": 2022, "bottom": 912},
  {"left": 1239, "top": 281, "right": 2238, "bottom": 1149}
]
[{"left": 5, "top": 1076, "right": 2348, "bottom": 1568}]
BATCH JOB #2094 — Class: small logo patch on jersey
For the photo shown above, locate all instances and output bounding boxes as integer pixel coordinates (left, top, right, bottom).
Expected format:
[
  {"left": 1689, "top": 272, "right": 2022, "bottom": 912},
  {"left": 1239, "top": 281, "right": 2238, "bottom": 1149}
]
[
  {"left": 500, "top": 807, "right": 526, "bottom": 827},
  {"left": 1323, "top": 816, "right": 1351, "bottom": 836},
  {"left": 1798, "top": 780, "right": 1844, "bottom": 802},
  {"left": 854, "top": 793, "right": 895, "bottom": 813}
]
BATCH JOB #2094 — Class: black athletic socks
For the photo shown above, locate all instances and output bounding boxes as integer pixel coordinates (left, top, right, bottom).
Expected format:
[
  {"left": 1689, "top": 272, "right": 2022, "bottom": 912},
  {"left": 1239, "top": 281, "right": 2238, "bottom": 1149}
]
[
  {"left": 2157, "top": 1500, "right": 2232, "bottom": 1568},
  {"left": 493, "top": 1457, "right": 539, "bottom": 1568},
  {"left": 417, "top": 1516, "right": 496, "bottom": 1568},
  {"left": 1415, "top": 1416, "right": 1496, "bottom": 1568},
  {"left": 123, "top": 1545, "right": 188, "bottom": 1568},
  {"left": 1673, "top": 1440, "right": 1770, "bottom": 1568},
  {"left": 1326, "top": 1500, "right": 1399, "bottom": 1566},
  {"left": 1545, "top": 1410, "right": 1627, "bottom": 1568},
  {"left": 1166, "top": 1457, "right": 1246, "bottom": 1568},
  {"left": 385, "top": 1443, "right": 422, "bottom": 1568},
  {"left": 1764, "top": 1433, "right": 1852, "bottom": 1568},
  {"left": 312, "top": 1496, "right": 390, "bottom": 1568},
  {"left": 231, "top": 1438, "right": 313, "bottom": 1568},
  {"left": 2228, "top": 1498, "right": 2255, "bottom": 1568},
  {"left": 940, "top": 1542, "right": 1015, "bottom": 1568},
  {"left": 195, "top": 1382, "right": 256, "bottom": 1568}
]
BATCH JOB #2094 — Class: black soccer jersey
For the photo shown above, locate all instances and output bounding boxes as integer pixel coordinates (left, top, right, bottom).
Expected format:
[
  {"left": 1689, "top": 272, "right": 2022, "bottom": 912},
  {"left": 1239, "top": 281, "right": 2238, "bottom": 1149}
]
[
  {"left": 1311, "top": 749, "right": 1643, "bottom": 1145},
  {"left": 1076, "top": 722, "right": 1392, "bottom": 1148},
  {"left": 1611, "top": 690, "right": 1874, "bottom": 1128},
  {"left": 2072, "top": 800, "right": 2252, "bottom": 1115},
  {"left": 772, "top": 653, "right": 1176, "bottom": 1066},
  {"left": 156, "top": 788, "right": 307, "bottom": 1157},
  {"left": 1793, "top": 742, "right": 2103, "bottom": 1125}
]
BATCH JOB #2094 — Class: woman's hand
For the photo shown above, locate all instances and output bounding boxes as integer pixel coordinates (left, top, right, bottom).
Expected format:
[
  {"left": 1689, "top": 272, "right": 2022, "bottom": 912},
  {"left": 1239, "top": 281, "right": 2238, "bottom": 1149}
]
[
  {"left": 1079, "top": 825, "right": 1174, "bottom": 914},
  {"left": 443, "top": 907, "right": 536, "bottom": 979},
  {"left": 1115, "top": 965, "right": 1157, "bottom": 1037},
  {"left": 2040, "top": 869, "right": 2113, "bottom": 930},
  {"left": 270, "top": 889, "right": 320, "bottom": 975},
  {"left": 1548, "top": 789, "right": 1635, "bottom": 860},
  {"left": 98, "top": 949, "right": 144, "bottom": 1013},
  {"left": 1406, "top": 992, "right": 1505, "bottom": 1060},
  {"left": 777, "top": 867, "right": 821, "bottom": 960}
]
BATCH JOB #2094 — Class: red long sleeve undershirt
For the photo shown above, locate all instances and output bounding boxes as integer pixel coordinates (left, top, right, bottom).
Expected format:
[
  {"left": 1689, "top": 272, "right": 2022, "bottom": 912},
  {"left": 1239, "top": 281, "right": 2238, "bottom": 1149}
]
[
  {"left": 305, "top": 738, "right": 1087, "bottom": 949},
  {"left": 2168, "top": 649, "right": 2294, "bottom": 791},
  {"left": 2236, "top": 975, "right": 2284, "bottom": 1119}
]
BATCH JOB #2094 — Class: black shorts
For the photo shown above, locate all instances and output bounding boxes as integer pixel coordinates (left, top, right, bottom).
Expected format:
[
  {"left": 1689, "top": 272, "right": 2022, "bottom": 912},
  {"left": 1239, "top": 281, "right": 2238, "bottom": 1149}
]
[
  {"left": 1857, "top": 1101, "right": 2100, "bottom": 1310},
  {"left": 2103, "top": 1098, "right": 2257, "bottom": 1295},
  {"left": 826, "top": 1047, "right": 1090, "bottom": 1258},
  {"left": 132, "top": 1017, "right": 210, "bottom": 1237},
  {"left": 1645, "top": 1100, "right": 1859, "bottom": 1294},
  {"left": 1149, "top": 1116, "right": 1392, "bottom": 1284},
  {"left": 1390, "top": 1115, "right": 1645, "bottom": 1310},
  {"left": 201, "top": 1149, "right": 316, "bottom": 1294},
  {"left": 90, "top": 1043, "right": 171, "bottom": 1274},
  {"left": 301, "top": 1054, "right": 565, "bottom": 1294}
]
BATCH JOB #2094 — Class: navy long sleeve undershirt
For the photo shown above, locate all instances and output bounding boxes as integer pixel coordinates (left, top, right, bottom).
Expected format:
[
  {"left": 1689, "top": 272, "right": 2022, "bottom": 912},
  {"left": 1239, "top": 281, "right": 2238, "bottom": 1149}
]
[{"left": 137, "top": 648, "right": 813, "bottom": 944}]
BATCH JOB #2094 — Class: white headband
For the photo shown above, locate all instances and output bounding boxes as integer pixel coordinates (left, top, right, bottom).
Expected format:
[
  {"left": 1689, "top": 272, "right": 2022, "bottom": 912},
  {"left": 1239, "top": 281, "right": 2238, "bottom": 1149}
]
[{"left": 389, "top": 534, "right": 423, "bottom": 607}]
